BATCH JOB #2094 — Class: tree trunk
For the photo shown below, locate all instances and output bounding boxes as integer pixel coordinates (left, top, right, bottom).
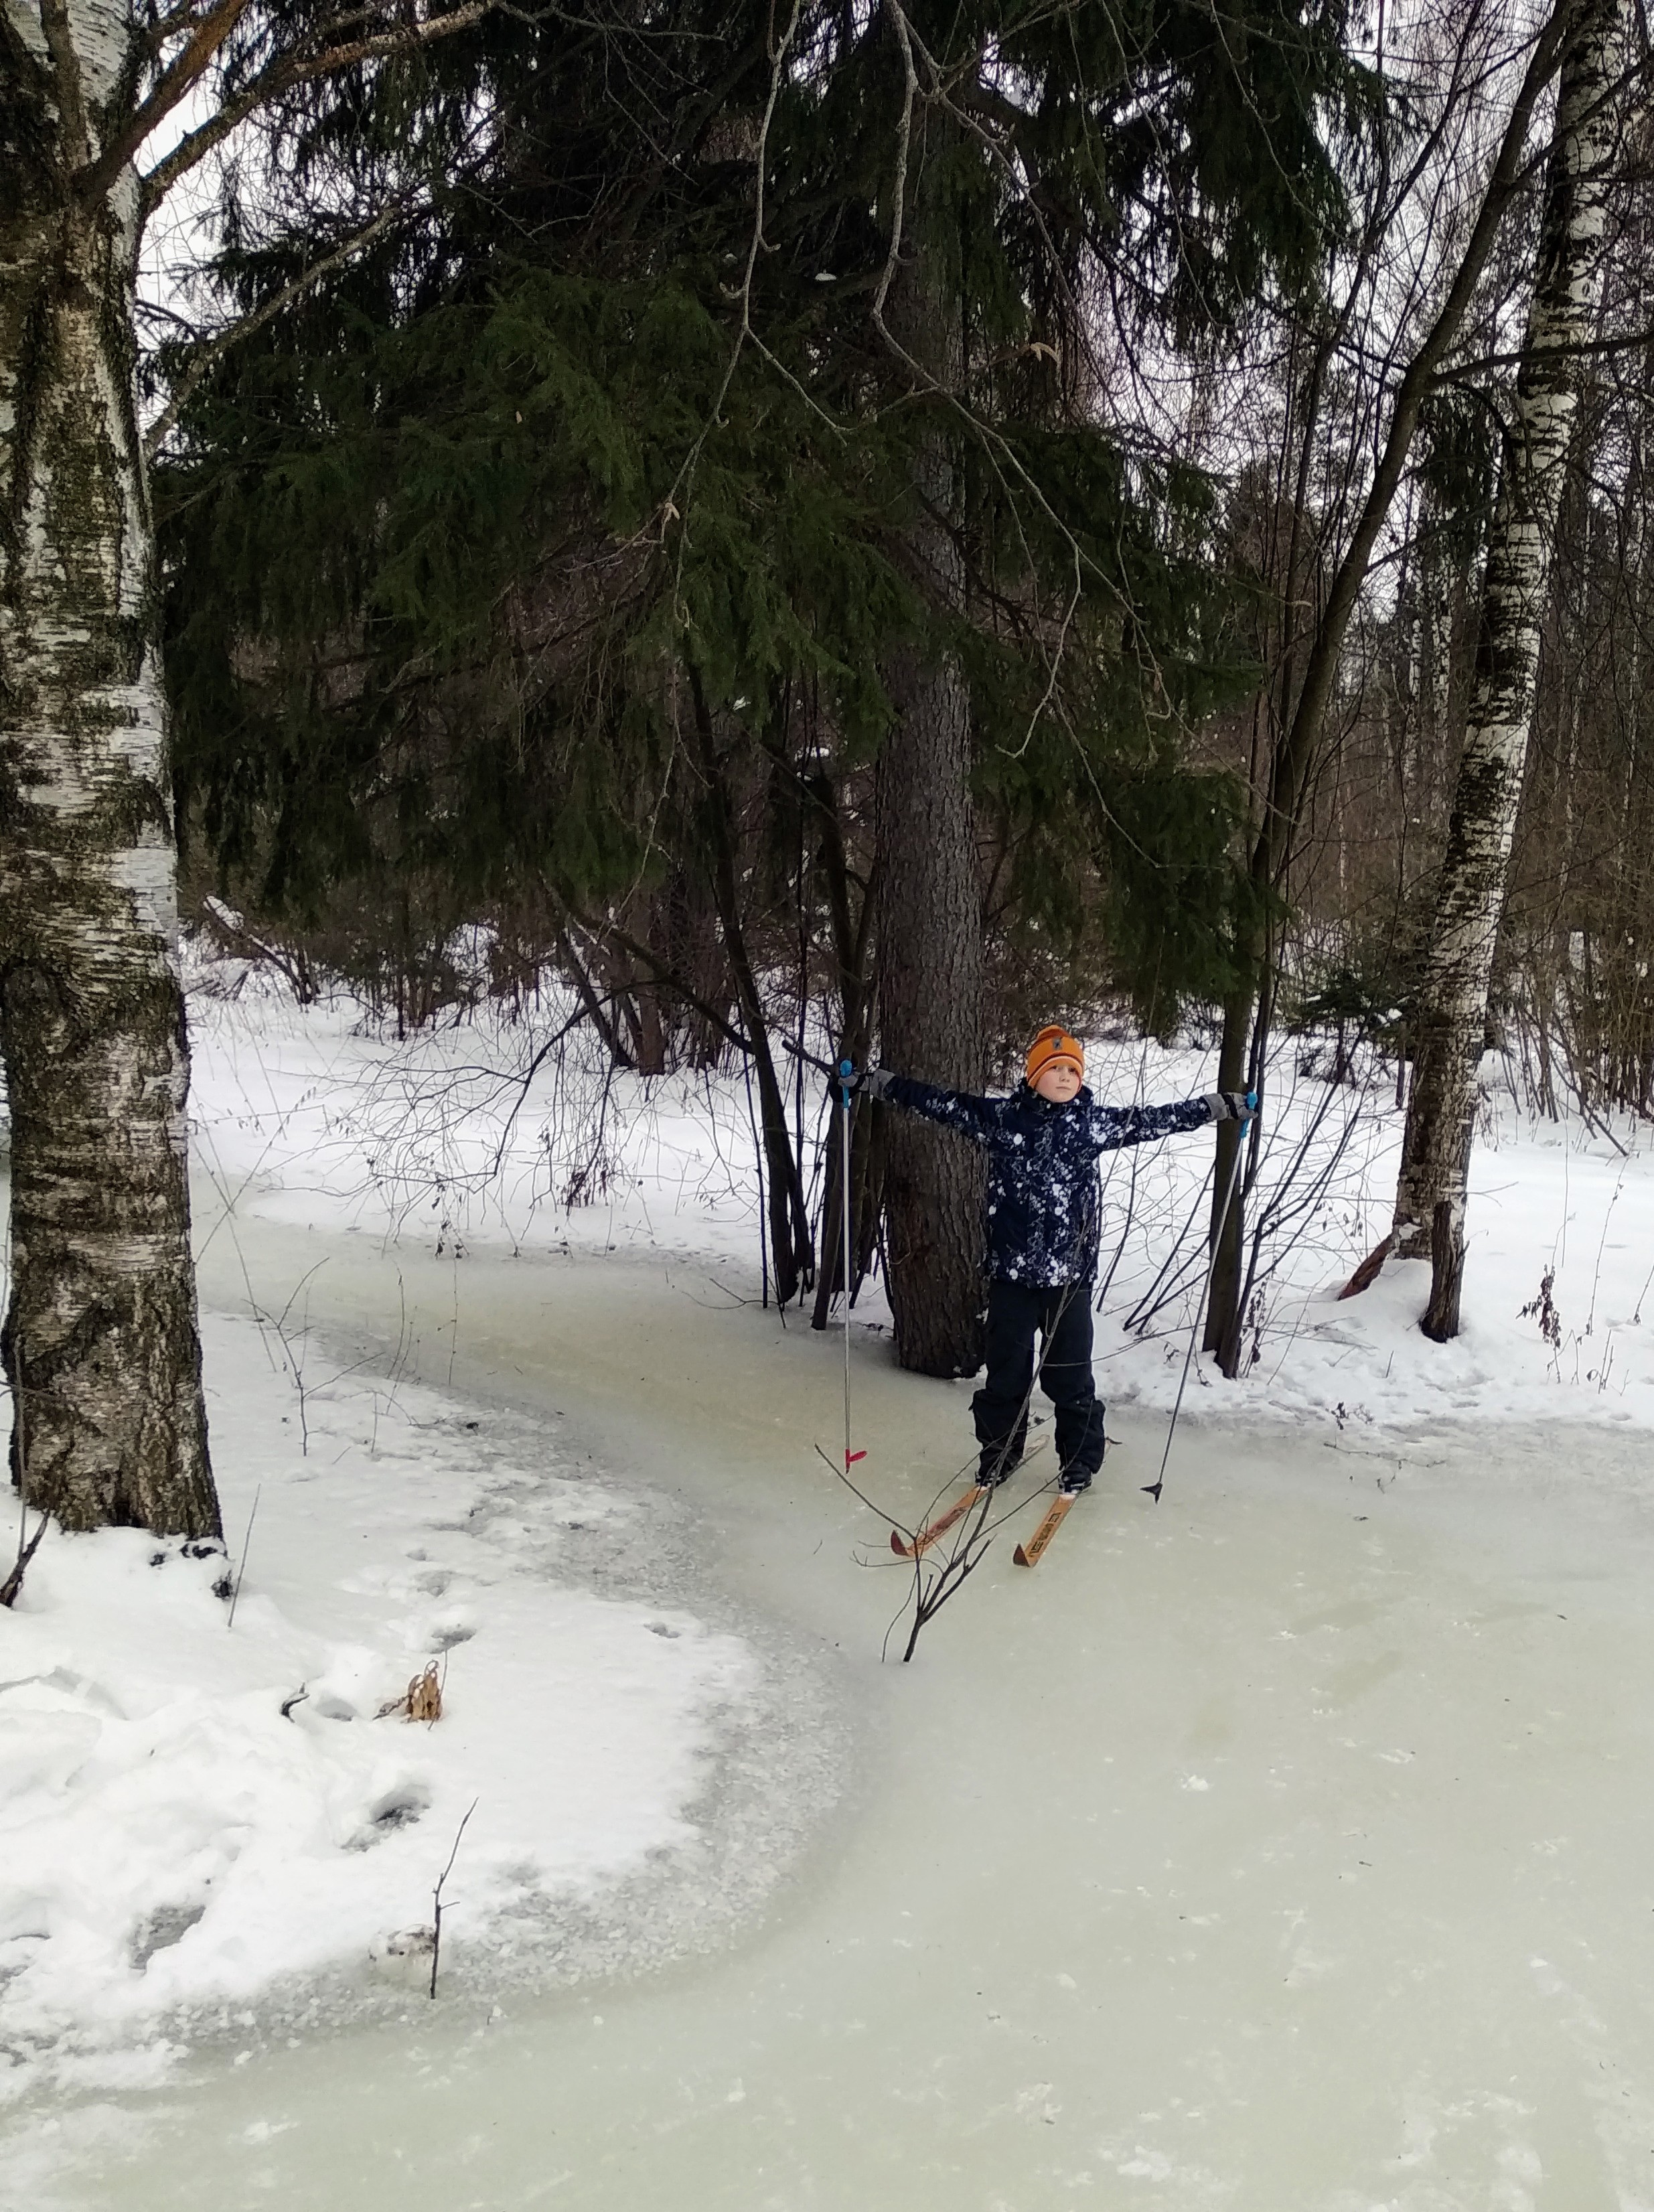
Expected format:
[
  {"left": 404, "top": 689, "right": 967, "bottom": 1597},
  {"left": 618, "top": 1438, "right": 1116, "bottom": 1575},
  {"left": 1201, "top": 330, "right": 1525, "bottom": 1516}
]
[
  {"left": 687, "top": 677, "right": 813, "bottom": 1305},
  {"left": 1394, "top": 0, "right": 1625, "bottom": 1329},
  {"left": 1202, "top": 983, "right": 1253, "bottom": 1361},
  {"left": 811, "top": 779, "right": 881, "bottom": 1330},
  {"left": 1, "top": 9, "right": 219, "bottom": 1536},
  {"left": 1199, "top": 0, "right": 1584, "bottom": 1372},
  {"left": 873, "top": 183, "right": 985, "bottom": 1376},
  {"left": 875, "top": 628, "right": 984, "bottom": 1373}
]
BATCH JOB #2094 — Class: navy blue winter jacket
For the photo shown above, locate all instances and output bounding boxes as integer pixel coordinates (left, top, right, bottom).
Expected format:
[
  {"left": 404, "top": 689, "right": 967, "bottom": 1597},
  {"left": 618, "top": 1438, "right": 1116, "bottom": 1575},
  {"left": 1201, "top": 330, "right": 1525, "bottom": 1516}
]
[{"left": 877, "top": 1074, "right": 1216, "bottom": 1288}]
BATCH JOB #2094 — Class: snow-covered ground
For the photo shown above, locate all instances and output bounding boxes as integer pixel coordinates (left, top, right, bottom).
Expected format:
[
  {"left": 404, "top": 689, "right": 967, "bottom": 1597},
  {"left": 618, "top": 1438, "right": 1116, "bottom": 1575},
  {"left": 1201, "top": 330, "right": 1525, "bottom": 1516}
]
[
  {"left": 1, "top": 958, "right": 870, "bottom": 2105},
  {"left": 181, "top": 957, "right": 1654, "bottom": 1441},
  {"left": 5, "top": 954, "right": 1654, "bottom": 2209},
  {"left": 0, "top": 1303, "right": 820, "bottom": 2102}
]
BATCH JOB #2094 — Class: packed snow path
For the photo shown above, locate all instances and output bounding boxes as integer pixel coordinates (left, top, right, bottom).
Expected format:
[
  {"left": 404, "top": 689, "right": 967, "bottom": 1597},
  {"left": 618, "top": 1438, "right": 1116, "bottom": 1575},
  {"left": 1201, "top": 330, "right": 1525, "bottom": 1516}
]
[{"left": 15, "top": 1207, "right": 1654, "bottom": 2211}]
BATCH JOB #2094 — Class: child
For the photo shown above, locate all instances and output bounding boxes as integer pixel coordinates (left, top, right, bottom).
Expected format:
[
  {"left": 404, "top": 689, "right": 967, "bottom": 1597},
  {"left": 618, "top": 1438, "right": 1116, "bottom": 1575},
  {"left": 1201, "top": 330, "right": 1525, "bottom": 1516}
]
[{"left": 862, "top": 1026, "right": 1255, "bottom": 1493}]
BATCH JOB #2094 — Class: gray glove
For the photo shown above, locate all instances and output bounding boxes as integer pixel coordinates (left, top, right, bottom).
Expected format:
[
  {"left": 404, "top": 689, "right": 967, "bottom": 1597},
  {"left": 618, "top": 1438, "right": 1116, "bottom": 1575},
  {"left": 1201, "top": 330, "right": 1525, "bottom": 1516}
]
[
  {"left": 1204, "top": 1088, "right": 1259, "bottom": 1123},
  {"left": 834, "top": 1064, "right": 894, "bottom": 1103}
]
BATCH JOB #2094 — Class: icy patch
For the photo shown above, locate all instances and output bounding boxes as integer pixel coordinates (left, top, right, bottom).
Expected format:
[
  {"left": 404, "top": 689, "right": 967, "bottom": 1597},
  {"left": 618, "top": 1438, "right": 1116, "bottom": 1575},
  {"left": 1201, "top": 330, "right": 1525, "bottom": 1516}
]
[{"left": 0, "top": 1314, "right": 842, "bottom": 2106}]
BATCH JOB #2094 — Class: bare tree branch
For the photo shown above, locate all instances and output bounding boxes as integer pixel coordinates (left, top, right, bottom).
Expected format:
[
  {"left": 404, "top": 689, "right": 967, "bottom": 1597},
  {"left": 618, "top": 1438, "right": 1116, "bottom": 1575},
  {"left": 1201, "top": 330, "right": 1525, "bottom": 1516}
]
[
  {"left": 82, "top": 0, "right": 254, "bottom": 200},
  {"left": 136, "top": 0, "right": 492, "bottom": 220}
]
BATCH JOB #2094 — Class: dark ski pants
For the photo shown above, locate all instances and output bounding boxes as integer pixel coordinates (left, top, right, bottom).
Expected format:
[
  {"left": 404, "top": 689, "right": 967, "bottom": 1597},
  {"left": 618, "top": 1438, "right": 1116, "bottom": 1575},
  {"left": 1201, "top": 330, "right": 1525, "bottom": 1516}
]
[{"left": 972, "top": 1276, "right": 1106, "bottom": 1481}]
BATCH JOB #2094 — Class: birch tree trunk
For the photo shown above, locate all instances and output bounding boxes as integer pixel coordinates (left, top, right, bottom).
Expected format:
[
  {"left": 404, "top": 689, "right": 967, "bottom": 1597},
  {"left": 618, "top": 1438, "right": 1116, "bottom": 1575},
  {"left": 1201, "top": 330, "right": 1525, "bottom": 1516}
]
[
  {"left": 1199, "top": 0, "right": 1582, "bottom": 1374},
  {"left": 873, "top": 114, "right": 985, "bottom": 1380},
  {"left": 1, "top": 4, "right": 218, "bottom": 1534},
  {"left": 1394, "top": 0, "right": 1626, "bottom": 1341}
]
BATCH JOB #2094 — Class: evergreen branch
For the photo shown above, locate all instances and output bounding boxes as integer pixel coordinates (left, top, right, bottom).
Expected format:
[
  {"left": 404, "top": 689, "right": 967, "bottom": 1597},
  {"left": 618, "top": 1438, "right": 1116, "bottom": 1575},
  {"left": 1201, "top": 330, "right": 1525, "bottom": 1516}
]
[
  {"left": 868, "top": 5, "right": 1092, "bottom": 650},
  {"left": 144, "top": 200, "right": 401, "bottom": 459},
  {"left": 137, "top": 0, "right": 492, "bottom": 220},
  {"left": 864, "top": 0, "right": 1153, "bottom": 746},
  {"left": 659, "top": 0, "right": 803, "bottom": 555},
  {"left": 883, "top": 8, "right": 1090, "bottom": 382},
  {"left": 745, "top": 331, "right": 849, "bottom": 443},
  {"left": 994, "top": 541, "right": 1084, "bottom": 762}
]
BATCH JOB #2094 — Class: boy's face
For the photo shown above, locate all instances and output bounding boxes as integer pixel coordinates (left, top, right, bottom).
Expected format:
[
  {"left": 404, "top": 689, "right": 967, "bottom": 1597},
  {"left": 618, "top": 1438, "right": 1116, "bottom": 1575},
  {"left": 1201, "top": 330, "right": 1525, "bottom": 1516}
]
[{"left": 1031, "top": 1060, "right": 1082, "bottom": 1103}]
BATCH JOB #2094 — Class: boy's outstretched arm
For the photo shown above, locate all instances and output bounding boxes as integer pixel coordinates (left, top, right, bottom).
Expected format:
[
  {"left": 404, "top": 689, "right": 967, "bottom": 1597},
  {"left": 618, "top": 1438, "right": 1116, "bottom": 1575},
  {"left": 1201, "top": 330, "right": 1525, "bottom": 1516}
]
[
  {"left": 1084, "top": 1090, "right": 1256, "bottom": 1153},
  {"left": 859, "top": 1068, "right": 1006, "bottom": 1145}
]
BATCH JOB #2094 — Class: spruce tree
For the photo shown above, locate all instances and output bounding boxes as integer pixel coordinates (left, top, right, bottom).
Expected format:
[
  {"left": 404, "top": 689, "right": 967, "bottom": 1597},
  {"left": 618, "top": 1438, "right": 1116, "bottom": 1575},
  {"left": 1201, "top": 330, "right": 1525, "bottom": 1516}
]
[{"left": 158, "top": 0, "right": 1368, "bottom": 1359}]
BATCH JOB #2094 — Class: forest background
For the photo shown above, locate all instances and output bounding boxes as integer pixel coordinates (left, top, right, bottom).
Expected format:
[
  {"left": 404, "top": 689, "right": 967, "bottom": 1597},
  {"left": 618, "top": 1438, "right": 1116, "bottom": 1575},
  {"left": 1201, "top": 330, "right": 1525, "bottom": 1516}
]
[{"left": 3, "top": 0, "right": 1653, "bottom": 1543}]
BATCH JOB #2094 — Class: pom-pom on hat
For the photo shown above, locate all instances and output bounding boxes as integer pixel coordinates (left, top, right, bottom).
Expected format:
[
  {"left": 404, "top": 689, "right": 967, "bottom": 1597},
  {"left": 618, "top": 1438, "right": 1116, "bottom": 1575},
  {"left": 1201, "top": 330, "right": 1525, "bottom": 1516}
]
[{"left": 1025, "top": 1024, "right": 1084, "bottom": 1085}]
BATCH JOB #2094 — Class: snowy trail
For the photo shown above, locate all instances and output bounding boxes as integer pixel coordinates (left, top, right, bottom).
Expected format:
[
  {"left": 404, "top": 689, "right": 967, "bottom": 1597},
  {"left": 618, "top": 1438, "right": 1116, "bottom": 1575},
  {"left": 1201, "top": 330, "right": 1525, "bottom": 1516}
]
[{"left": 17, "top": 1206, "right": 1654, "bottom": 2211}]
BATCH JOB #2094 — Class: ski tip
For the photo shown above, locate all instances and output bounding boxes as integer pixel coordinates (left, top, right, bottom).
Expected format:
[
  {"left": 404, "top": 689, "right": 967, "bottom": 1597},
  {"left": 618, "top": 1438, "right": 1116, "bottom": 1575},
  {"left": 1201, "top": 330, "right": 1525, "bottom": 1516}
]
[
  {"left": 891, "top": 1528, "right": 913, "bottom": 1557},
  {"left": 1012, "top": 1542, "right": 1032, "bottom": 1566},
  {"left": 1141, "top": 1481, "right": 1162, "bottom": 1504}
]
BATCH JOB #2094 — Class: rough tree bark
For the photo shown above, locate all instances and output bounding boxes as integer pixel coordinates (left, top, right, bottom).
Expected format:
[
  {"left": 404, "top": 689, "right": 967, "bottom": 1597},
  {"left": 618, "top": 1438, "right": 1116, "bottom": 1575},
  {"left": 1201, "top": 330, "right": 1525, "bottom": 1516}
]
[
  {"left": 1394, "top": 0, "right": 1627, "bottom": 1340},
  {"left": 873, "top": 109, "right": 986, "bottom": 1380},
  {"left": 875, "top": 625, "right": 984, "bottom": 1376},
  {"left": 0, "top": 3, "right": 220, "bottom": 1534}
]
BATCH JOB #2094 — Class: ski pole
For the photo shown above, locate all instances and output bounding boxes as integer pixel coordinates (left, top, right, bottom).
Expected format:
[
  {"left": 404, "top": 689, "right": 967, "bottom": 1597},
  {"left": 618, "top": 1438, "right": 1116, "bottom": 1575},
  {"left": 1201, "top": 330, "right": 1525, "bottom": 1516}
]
[
  {"left": 839, "top": 1060, "right": 865, "bottom": 1473},
  {"left": 1142, "top": 1116, "right": 1251, "bottom": 1505}
]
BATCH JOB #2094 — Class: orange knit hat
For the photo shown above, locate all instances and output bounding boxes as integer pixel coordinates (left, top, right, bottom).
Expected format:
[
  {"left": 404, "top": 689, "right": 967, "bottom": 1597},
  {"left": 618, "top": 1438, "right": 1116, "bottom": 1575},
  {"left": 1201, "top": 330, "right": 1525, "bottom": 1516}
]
[{"left": 1025, "top": 1024, "right": 1084, "bottom": 1085}]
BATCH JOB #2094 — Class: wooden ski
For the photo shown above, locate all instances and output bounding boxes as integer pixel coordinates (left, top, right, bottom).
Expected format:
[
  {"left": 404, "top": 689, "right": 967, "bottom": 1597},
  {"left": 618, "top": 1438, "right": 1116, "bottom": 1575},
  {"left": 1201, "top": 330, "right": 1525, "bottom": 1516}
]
[
  {"left": 891, "top": 1483, "right": 982, "bottom": 1558},
  {"left": 892, "top": 1441, "right": 1047, "bottom": 1558},
  {"left": 1013, "top": 1491, "right": 1076, "bottom": 1568}
]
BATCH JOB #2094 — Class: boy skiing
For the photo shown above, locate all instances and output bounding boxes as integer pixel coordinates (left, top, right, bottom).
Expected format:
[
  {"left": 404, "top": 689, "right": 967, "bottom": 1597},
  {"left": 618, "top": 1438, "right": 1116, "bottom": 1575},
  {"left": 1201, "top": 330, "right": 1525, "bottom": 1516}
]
[{"left": 859, "top": 1027, "right": 1255, "bottom": 1495}]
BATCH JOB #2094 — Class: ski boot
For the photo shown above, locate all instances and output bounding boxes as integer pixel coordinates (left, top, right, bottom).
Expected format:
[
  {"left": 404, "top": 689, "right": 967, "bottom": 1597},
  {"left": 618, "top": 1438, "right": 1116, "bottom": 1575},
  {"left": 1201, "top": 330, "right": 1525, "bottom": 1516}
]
[{"left": 977, "top": 1432, "right": 1028, "bottom": 1489}]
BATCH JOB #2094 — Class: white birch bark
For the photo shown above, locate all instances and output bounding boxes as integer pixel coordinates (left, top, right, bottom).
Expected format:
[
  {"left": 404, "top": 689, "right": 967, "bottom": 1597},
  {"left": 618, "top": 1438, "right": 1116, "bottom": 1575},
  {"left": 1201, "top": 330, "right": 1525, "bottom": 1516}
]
[
  {"left": 1394, "top": 0, "right": 1628, "bottom": 1339},
  {"left": 1421, "top": 528, "right": 1456, "bottom": 788},
  {"left": 1, "top": 1, "right": 218, "bottom": 1533}
]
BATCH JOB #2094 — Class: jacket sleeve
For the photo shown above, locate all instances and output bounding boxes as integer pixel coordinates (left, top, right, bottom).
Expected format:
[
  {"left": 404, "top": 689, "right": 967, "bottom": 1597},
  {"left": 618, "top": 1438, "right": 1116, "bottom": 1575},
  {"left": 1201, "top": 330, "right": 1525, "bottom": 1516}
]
[
  {"left": 875, "top": 1072, "right": 1008, "bottom": 1146},
  {"left": 1082, "top": 1095, "right": 1215, "bottom": 1153}
]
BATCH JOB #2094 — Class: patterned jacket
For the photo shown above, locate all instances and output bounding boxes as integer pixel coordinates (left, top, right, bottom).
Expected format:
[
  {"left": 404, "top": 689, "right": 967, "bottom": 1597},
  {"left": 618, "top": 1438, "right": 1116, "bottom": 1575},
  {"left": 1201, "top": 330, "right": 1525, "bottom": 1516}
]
[{"left": 875, "top": 1074, "right": 1217, "bottom": 1288}]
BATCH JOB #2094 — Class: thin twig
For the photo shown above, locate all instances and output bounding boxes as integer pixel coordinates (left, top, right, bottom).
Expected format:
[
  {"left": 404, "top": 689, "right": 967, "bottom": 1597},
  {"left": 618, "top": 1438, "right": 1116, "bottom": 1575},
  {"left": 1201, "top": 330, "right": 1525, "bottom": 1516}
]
[
  {"left": 429, "top": 1797, "right": 478, "bottom": 2000},
  {"left": 226, "top": 1483, "right": 261, "bottom": 1627}
]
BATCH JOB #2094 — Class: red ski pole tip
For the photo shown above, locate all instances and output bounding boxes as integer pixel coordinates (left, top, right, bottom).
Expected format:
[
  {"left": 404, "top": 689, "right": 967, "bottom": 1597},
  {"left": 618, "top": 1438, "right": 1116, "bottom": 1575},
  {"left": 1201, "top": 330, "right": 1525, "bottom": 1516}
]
[{"left": 845, "top": 1449, "right": 867, "bottom": 1466}]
